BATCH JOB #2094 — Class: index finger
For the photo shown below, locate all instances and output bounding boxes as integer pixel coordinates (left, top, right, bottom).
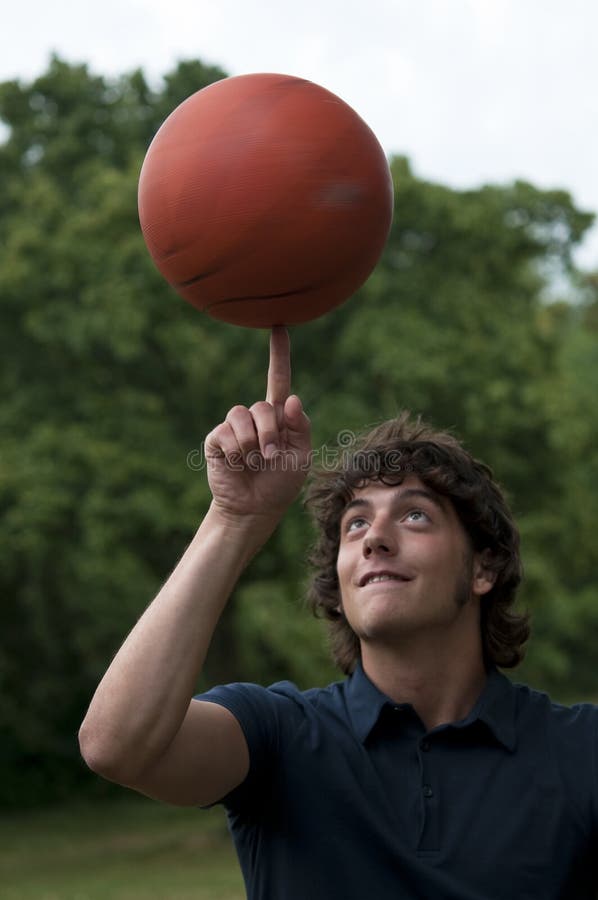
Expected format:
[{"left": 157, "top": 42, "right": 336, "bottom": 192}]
[{"left": 265, "top": 326, "right": 291, "bottom": 409}]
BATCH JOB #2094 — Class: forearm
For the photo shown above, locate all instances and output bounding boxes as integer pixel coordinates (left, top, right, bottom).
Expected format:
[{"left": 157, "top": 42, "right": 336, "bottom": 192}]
[{"left": 79, "top": 503, "right": 274, "bottom": 780}]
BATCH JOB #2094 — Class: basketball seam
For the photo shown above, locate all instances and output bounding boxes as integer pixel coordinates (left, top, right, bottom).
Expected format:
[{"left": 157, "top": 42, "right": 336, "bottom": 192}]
[{"left": 205, "top": 286, "right": 314, "bottom": 309}]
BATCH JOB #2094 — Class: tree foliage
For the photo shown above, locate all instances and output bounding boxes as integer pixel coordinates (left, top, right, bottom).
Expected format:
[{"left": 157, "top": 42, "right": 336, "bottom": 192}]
[{"left": 1, "top": 56, "right": 597, "bottom": 806}]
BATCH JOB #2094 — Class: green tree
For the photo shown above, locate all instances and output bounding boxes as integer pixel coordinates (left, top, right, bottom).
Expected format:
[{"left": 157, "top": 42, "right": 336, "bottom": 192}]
[{"left": 1, "top": 57, "right": 597, "bottom": 807}]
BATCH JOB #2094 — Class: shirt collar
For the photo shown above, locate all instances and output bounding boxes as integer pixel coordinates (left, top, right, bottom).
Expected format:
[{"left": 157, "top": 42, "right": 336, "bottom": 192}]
[
  {"left": 345, "top": 662, "right": 518, "bottom": 752},
  {"left": 345, "top": 662, "right": 391, "bottom": 742},
  {"left": 473, "top": 666, "right": 518, "bottom": 752}
]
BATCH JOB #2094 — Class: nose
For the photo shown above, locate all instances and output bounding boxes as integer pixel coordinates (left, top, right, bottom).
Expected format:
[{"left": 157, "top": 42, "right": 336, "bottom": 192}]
[{"left": 362, "top": 514, "right": 397, "bottom": 557}]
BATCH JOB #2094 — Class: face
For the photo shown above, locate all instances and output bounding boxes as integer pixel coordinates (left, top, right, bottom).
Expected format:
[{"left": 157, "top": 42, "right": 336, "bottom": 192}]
[{"left": 336, "top": 475, "right": 493, "bottom": 651}]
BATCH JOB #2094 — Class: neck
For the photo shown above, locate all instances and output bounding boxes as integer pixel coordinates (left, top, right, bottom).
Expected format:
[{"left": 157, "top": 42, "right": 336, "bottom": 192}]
[{"left": 360, "top": 633, "right": 487, "bottom": 731}]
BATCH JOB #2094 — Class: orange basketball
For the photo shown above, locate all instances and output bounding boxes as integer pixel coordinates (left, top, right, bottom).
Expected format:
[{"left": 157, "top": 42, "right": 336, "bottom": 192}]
[{"left": 138, "top": 73, "right": 394, "bottom": 328}]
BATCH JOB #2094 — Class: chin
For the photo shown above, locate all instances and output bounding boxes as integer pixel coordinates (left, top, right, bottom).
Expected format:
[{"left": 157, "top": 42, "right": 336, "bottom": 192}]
[{"left": 358, "top": 614, "right": 419, "bottom": 643}]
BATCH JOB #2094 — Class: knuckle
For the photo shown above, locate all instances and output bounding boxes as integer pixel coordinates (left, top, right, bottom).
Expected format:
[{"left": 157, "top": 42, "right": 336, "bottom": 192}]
[
  {"left": 249, "top": 400, "right": 273, "bottom": 415},
  {"left": 205, "top": 422, "right": 227, "bottom": 446},
  {"left": 226, "top": 404, "right": 249, "bottom": 422},
  {"left": 205, "top": 422, "right": 231, "bottom": 456}
]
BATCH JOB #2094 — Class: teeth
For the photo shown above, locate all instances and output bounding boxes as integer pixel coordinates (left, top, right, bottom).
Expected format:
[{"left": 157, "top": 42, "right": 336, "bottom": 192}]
[{"left": 366, "top": 574, "right": 402, "bottom": 585}]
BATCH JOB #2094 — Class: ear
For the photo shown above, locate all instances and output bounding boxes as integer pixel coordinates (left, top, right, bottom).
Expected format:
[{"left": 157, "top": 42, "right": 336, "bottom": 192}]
[{"left": 471, "top": 549, "right": 497, "bottom": 598}]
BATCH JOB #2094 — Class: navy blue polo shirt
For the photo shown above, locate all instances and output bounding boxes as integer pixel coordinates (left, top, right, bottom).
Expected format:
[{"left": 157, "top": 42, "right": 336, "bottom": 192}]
[{"left": 197, "top": 665, "right": 598, "bottom": 899}]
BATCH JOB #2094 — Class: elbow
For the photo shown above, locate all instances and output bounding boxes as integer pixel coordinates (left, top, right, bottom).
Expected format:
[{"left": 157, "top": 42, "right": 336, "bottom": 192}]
[
  {"left": 78, "top": 720, "right": 111, "bottom": 777},
  {"left": 78, "top": 720, "right": 131, "bottom": 784}
]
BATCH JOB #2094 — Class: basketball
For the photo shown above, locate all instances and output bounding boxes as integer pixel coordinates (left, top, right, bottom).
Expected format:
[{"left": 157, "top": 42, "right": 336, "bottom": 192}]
[{"left": 138, "top": 73, "right": 394, "bottom": 328}]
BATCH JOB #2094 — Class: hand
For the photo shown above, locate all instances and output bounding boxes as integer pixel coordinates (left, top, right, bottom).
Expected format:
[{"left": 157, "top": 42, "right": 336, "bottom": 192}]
[{"left": 204, "top": 327, "right": 312, "bottom": 527}]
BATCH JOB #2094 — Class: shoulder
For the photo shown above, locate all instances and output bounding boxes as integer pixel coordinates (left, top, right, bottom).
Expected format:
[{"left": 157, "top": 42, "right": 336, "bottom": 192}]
[
  {"left": 197, "top": 677, "right": 345, "bottom": 709},
  {"left": 511, "top": 679, "right": 598, "bottom": 742},
  {"left": 509, "top": 681, "right": 598, "bottom": 824},
  {"left": 512, "top": 679, "right": 598, "bottom": 716},
  {"left": 195, "top": 678, "right": 348, "bottom": 744},
  {"left": 195, "top": 678, "right": 350, "bottom": 808}
]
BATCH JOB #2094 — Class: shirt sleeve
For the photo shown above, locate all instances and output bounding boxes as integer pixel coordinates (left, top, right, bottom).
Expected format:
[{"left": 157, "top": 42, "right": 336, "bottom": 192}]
[{"left": 195, "top": 680, "right": 303, "bottom": 809}]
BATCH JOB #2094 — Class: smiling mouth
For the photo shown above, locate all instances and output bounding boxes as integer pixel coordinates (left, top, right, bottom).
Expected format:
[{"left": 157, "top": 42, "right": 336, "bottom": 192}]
[{"left": 361, "top": 574, "right": 411, "bottom": 586}]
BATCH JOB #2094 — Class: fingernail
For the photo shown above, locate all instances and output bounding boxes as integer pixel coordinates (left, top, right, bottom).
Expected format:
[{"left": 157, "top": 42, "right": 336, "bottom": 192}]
[{"left": 264, "top": 443, "right": 278, "bottom": 459}]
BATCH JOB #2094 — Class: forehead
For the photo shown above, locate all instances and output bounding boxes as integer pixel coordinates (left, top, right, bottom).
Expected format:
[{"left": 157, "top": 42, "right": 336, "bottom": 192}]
[{"left": 340, "top": 474, "right": 451, "bottom": 516}]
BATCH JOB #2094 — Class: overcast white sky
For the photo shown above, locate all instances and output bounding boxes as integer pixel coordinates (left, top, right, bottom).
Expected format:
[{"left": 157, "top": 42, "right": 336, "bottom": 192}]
[{"left": 3, "top": 0, "right": 598, "bottom": 268}]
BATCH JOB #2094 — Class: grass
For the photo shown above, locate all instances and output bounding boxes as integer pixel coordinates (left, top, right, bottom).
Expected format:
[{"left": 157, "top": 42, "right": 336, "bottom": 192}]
[{"left": 0, "top": 795, "right": 245, "bottom": 899}]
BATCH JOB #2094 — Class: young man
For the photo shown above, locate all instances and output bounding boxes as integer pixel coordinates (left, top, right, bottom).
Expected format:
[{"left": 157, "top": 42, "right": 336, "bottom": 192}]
[{"left": 79, "top": 328, "right": 598, "bottom": 899}]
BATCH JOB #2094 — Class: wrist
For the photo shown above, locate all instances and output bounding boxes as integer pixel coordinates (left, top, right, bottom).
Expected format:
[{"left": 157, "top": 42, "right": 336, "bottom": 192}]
[{"left": 203, "top": 502, "right": 279, "bottom": 557}]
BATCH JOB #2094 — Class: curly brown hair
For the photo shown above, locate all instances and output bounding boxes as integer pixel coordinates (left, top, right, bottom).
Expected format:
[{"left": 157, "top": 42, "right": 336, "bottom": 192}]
[{"left": 304, "top": 412, "right": 529, "bottom": 675}]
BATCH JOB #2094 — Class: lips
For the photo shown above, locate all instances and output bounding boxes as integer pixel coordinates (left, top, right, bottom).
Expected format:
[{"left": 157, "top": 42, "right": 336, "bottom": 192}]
[{"left": 358, "top": 570, "right": 413, "bottom": 587}]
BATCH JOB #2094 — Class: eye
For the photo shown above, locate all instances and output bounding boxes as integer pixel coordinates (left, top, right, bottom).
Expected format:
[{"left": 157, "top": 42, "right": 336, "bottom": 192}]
[
  {"left": 345, "top": 515, "right": 368, "bottom": 533},
  {"left": 405, "top": 509, "right": 429, "bottom": 523}
]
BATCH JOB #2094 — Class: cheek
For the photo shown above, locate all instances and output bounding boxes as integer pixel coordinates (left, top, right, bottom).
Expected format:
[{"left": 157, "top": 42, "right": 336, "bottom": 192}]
[
  {"left": 432, "top": 541, "right": 473, "bottom": 587},
  {"left": 336, "top": 557, "right": 350, "bottom": 593},
  {"left": 336, "top": 549, "right": 349, "bottom": 587},
  {"left": 336, "top": 543, "right": 358, "bottom": 592}
]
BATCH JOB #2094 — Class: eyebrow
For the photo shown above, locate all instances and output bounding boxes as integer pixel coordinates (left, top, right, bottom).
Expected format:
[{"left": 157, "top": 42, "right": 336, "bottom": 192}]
[{"left": 341, "top": 488, "right": 446, "bottom": 520}]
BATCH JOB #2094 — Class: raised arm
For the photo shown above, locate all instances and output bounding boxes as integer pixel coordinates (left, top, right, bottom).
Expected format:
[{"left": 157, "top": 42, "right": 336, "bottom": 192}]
[{"left": 78, "top": 327, "right": 311, "bottom": 806}]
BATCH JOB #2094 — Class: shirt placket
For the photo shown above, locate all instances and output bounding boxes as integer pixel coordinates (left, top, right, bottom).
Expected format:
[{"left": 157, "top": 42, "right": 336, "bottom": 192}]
[{"left": 416, "top": 735, "right": 440, "bottom": 853}]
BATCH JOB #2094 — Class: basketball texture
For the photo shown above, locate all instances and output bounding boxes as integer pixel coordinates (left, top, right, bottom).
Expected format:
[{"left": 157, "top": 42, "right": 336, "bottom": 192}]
[{"left": 138, "top": 73, "right": 394, "bottom": 327}]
